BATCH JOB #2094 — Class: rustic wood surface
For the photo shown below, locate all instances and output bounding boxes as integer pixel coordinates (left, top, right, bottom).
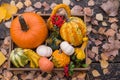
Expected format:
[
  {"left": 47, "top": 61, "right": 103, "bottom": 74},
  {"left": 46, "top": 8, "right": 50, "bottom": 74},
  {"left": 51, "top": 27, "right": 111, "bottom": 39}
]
[{"left": 0, "top": 0, "right": 120, "bottom": 80}]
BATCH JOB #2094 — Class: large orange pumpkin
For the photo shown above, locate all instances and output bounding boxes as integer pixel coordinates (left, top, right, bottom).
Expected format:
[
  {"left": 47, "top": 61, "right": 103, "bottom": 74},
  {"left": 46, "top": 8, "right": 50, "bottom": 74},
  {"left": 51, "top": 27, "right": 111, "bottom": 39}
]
[{"left": 10, "top": 12, "right": 48, "bottom": 48}]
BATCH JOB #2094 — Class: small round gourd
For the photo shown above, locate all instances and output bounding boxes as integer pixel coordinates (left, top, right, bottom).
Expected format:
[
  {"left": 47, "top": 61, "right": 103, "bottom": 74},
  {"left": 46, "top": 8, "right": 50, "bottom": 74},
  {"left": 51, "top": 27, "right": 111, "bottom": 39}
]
[
  {"left": 60, "top": 41, "right": 74, "bottom": 55},
  {"left": 36, "top": 45, "right": 53, "bottom": 57},
  {"left": 39, "top": 57, "right": 54, "bottom": 72}
]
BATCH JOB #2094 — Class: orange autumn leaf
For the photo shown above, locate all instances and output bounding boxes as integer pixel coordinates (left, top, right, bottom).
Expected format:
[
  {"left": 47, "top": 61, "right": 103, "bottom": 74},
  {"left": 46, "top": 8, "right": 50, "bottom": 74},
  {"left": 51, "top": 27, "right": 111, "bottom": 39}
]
[{"left": 1, "top": 3, "right": 18, "bottom": 20}]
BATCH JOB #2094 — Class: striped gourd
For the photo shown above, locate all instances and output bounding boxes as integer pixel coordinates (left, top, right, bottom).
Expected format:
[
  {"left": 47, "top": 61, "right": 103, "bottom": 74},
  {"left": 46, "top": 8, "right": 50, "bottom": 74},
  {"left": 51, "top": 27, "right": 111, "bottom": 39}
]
[{"left": 60, "top": 17, "right": 86, "bottom": 46}]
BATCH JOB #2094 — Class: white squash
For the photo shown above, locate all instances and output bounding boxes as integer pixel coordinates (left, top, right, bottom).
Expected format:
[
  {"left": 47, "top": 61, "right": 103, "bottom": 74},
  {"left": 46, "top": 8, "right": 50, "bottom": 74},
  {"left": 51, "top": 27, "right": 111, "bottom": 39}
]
[
  {"left": 60, "top": 41, "right": 74, "bottom": 55},
  {"left": 36, "top": 45, "right": 52, "bottom": 57}
]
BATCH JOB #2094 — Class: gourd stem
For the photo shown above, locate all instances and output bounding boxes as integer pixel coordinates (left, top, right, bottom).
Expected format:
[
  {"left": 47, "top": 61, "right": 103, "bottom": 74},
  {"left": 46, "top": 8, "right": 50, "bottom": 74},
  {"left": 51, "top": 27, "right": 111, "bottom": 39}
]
[
  {"left": 81, "top": 41, "right": 88, "bottom": 50},
  {"left": 19, "top": 16, "right": 29, "bottom": 31}
]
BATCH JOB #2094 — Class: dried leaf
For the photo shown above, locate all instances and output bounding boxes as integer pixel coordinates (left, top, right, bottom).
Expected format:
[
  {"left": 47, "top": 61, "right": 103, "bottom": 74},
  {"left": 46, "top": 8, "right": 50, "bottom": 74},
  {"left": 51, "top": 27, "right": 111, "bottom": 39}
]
[
  {"left": 77, "top": 72, "right": 86, "bottom": 79},
  {"left": 10, "top": 0, "right": 15, "bottom": 6},
  {"left": 56, "top": 71, "right": 64, "bottom": 78},
  {"left": 0, "top": 48, "right": 7, "bottom": 55},
  {"left": 100, "top": 0, "right": 119, "bottom": 16},
  {"left": 83, "top": 7, "right": 93, "bottom": 16},
  {"left": 87, "top": 25, "right": 92, "bottom": 33},
  {"left": 88, "top": 0, "right": 95, "bottom": 6},
  {"left": 101, "top": 53, "right": 108, "bottom": 61},
  {"left": 114, "top": 40, "right": 120, "bottom": 49},
  {"left": 111, "top": 23, "right": 118, "bottom": 31},
  {"left": 116, "top": 33, "right": 120, "bottom": 40},
  {"left": 16, "top": 2, "right": 24, "bottom": 9},
  {"left": 92, "top": 46, "right": 98, "bottom": 54},
  {"left": 4, "top": 21, "right": 11, "bottom": 28},
  {"left": 24, "top": 6, "right": 35, "bottom": 12},
  {"left": 11, "top": 76, "right": 18, "bottom": 80},
  {"left": 108, "top": 17, "right": 118, "bottom": 23},
  {"left": 92, "top": 70, "right": 100, "bottom": 77},
  {"left": 34, "top": 2, "right": 42, "bottom": 9},
  {"left": 3, "top": 70, "right": 13, "bottom": 80},
  {"left": 95, "top": 55, "right": 99, "bottom": 61},
  {"left": 100, "top": 60, "right": 109, "bottom": 69},
  {"left": 87, "top": 50, "right": 96, "bottom": 59},
  {"left": 105, "top": 29, "right": 116, "bottom": 37},
  {"left": 94, "top": 40, "right": 102, "bottom": 46},
  {"left": 71, "top": 5, "right": 83, "bottom": 15},
  {"left": 108, "top": 37, "right": 115, "bottom": 44},
  {"left": 104, "top": 49, "right": 118, "bottom": 57},
  {"left": 24, "top": 0, "right": 32, "bottom": 7},
  {"left": 91, "top": 20, "right": 98, "bottom": 25},
  {"left": 0, "top": 7, "right": 7, "bottom": 22},
  {"left": 1, "top": 3, "right": 18, "bottom": 20},
  {"left": 86, "top": 58, "right": 92, "bottom": 65},
  {"left": 50, "top": 3, "right": 57, "bottom": 10},
  {"left": 42, "top": 2, "right": 50, "bottom": 11},
  {"left": 102, "top": 22, "right": 107, "bottom": 26},
  {"left": 62, "top": 0, "right": 71, "bottom": 5},
  {"left": 103, "top": 68, "right": 109, "bottom": 75},
  {"left": 96, "top": 13, "right": 103, "bottom": 21},
  {"left": 98, "top": 27, "right": 106, "bottom": 34}
]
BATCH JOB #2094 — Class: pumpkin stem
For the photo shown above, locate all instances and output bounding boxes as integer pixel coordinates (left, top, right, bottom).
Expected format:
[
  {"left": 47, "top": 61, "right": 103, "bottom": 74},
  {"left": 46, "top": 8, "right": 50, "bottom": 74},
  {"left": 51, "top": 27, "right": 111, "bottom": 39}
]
[{"left": 19, "top": 16, "right": 29, "bottom": 31}]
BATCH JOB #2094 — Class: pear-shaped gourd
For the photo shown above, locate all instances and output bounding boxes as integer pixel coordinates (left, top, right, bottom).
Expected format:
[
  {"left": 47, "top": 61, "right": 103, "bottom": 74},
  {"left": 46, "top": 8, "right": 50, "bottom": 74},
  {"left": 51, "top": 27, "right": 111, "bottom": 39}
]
[
  {"left": 36, "top": 45, "right": 53, "bottom": 57},
  {"left": 60, "top": 41, "right": 74, "bottom": 56}
]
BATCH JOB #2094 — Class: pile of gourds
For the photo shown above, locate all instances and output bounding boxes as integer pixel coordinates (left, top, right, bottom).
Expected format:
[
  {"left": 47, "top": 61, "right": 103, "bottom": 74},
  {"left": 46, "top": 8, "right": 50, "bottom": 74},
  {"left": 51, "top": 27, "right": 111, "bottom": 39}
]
[{"left": 9, "top": 4, "right": 88, "bottom": 73}]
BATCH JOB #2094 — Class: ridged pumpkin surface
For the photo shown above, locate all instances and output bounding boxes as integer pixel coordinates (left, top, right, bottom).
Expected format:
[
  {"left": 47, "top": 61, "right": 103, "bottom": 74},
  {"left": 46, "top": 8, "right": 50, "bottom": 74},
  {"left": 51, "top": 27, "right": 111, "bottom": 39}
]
[
  {"left": 10, "top": 12, "right": 48, "bottom": 48},
  {"left": 60, "top": 17, "right": 86, "bottom": 46},
  {"left": 52, "top": 50, "right": 70, "bottom": 68}
]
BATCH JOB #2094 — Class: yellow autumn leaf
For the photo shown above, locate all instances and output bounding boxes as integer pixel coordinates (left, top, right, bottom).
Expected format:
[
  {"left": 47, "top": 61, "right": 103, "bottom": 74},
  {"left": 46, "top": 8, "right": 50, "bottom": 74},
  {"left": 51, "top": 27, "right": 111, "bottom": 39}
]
[
  {"left": 92, "top": 70, "right": 100, "bottom": 77},
  {"left": 101, "top": 53, "right": 108, "bottom": 61},
  {"left": 0, "top": 7, "right": 7, "bottom": 22},
  {"left": 86, "top": 58, "right": 92, "bottom": 65},
  {"left": 1, "top": 3, "right": 18, "bottom": 20},
  {"left": 103, "top": 68, "right": 109, "bottom": 75},
  {"left": 100, "top": 60, "right": 109, "bottom": 69}
]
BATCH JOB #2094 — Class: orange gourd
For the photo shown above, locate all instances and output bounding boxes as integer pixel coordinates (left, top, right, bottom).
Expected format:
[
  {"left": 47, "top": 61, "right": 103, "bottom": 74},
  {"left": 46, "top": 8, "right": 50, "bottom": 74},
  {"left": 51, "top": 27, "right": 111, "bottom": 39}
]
[
  {"left": 39, "top": 57, "right": 54, "bottom": 72},
  {"left": 10, "top": 12, "right": 48, "bottom": 48}
]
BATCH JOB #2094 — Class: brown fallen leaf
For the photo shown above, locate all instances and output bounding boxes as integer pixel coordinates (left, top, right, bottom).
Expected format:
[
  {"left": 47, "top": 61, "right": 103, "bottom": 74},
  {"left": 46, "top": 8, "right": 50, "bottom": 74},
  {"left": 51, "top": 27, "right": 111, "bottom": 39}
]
[
  {"left": 62, "top": 0, "right": 70, "bottom": 5},
  {"left": 92, "top": 28, "right": 98, "bottom": 34},
  {"left": 108, "top": 37, "right": 115, "bottom": 44},
  {"left": 98, "top": 27, "right": 106, "bottom": 34},
  {"left": 116, "top": 33, "right": 120, "bottom": 40},
  {"left": 104, "top": 29, "right": 116, "bottom": 37},
  {"left": 85, "top": 16, "right": 91, "bottom": 22},
  {"left": 77, "top": 72, "right": 86, "bottom": 79},
  {"left": 100, "top": 0, "right": 119, "bottom": 16},
  {"left": 108, "top": 17, "right": 118, "bottom": 23},
  {"left": 10, "top": 0, "right": 15, "bottom": 6},
  {"left": 102, "top": 22, "right": 107, "bottom": 26},
  {"left": 71, "top": 5, "right": 83, "bottom": 15},
  {"left": 111, "top": 23, "right": 118, "bottom": 32},
  {"left": 95, "top": 54, "right": 99, "bottom": 61},
  {"left": 86, "top": 58, "right": 92, "bottom": 65},
  {"left": 91, "top": 19, "right": 98, "bottom": 25},
  {"left": 50, "top": 3, "right": 57, "bottom": 10},
  {"left": 92, "top": 46, "right": 98, "bottom": 54},
  {"left": 55, "top": 71, "right": 64, "bottom": 78},
  {"left": 24, "top": 0, "right": 32, "bottom": 7},
  {"left": 83, "top": 7, "right": 93, "bottom": 16},
  {"left": 87, "top": 50, "right": 96, "bottom": 59},
  {"left": 87, "top": 25, "right": 92, "bottom": 33},
  {"left": 34, "top": 2, "right": 42, "bottom": 9},
  {"left": 114, "top": 40, "right": 120, "bottom": 49},
  {"left": 100, "top": 60, "right": 109, "bottom": 69},
  {"left": 102, "top": 43, "right": 115, "bottom": 51},
  {"left": 3, "top": 70, "right": 13, "bottom": 80},
  {"left": 96, "top": 13, "right": 103, "bottom": 21},
  {"left": 0, "top": 48, "right": 7, "bottom": 55},
  {"left": 101, "top": 53, "right": 108, "bottom": 61},
  {"left": 24, "top": 6, "right": 35, "bottom": 12},
  {"left": 94, "top": 40, "right": 102, "bottom": 46},
  {"left": 11, "top": 76, "right": 18, "bottom": 80},
  {"left": 103, "top": 68, "right": 109, "bottom": 75},
  {"left": 88, "top": 0, "right": 95, "bottom": 6},
  {"left": 104, "top": 49, "right": 118, "bottom": 57},
  {"left": 92, "top": 70, "right": 100, "bottom": 77},
  {"left": 24, "top": 71, "right": 35, "bottom": 80},
  {"left": 42, "top": 2, "right": 50, "bottom": 11},
  {"left": 16, "top": 2, "right": 24, "bottom": 9}
]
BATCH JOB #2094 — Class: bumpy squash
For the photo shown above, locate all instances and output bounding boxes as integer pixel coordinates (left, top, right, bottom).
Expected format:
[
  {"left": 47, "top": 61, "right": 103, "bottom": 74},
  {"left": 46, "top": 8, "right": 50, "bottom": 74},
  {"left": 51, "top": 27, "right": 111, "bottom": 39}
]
[
  {"left": 47, "top": 4, "right": 87, "bottom": 46},
  {"left": 52, "top": 50, "right": 70, "bottom": 68},
  {"left": 10, "top": 48, "right": 29, "bottom": 68},
  {"left": 10, "top": 12, "right": 48, "bottom": 49}
]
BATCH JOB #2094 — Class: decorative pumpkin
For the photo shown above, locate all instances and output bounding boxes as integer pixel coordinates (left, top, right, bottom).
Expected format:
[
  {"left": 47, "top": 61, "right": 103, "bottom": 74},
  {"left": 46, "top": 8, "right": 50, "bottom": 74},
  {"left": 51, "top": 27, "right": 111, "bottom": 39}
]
[
  {"left": 10, "top": 48, "right": 29, "bottom": 68},
  {"left": 39, "top": 57, "right": 54, "bottom": 72},
  {"left": 10, "top": 12, "right": 48, "bottom": 48},
  {"left": 47, "top": 4, "right": 87, "bottom": 46},
  {"left": 60, "top": 41, "right": 74, "bottom": 55},
  {"left": 75, "top": 37, "right": 88, "bottom": 60},
  {"left": 52, "top": 50, "right": 70, "bottom": 68},
  {"left": 36, "top": 45, "right": 53, "bottom": 57}
]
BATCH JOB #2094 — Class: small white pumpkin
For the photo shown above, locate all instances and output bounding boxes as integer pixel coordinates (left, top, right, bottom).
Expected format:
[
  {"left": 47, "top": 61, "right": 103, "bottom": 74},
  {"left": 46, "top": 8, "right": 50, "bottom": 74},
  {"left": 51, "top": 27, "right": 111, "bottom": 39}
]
[
  {"left": 60, "top": 41, "right": 74, "bottom": 55},
  {"left": 36, "top": 45, "right": 52, "bottom": 57}
]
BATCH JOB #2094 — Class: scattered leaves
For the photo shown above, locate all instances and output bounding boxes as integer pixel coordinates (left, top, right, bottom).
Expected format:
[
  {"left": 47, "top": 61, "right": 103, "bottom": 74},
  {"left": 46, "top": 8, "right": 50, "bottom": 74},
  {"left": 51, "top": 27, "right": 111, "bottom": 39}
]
[
  {"left": 42, "top": 2, "right": 50, "bottom": 11},
  {"left": 24, "top": 6, "right": 35, "bottom": 12},
  {"left": 92, "top": 46, "right": 98, "bottom": 54},
  {"left": 103, "top": 68, "right": 109, "bottom": 75},
  {"left": 50, "top": 3, "right": 57, "bottom": 10},
  {"left": 96, "top": 13, "right": 103, "bottom": 21},
  {"left": 108, "top": 17, "right": 118, "bottom": 23},
  {"left": 98, "top": 27, "right": 106, "bottom": 34},
  {"left": 87, "top": 50, "right": 96, "bottom": 59},
  {"left": 83, "top": 7, "right": 93, "bottom": 16},
  {"left": 71, "top": 5, "right": 83, "bottom": 15},
  {"left": 102, "top": 22, "right": 107, "bottom": 26},
  {"left": 92, "top": 70, "right": 100, "bottom": 77},
  {"left": 111, "top": 23, "right": 118, "bottom": 31},
  {"left": 62, "top": 0, "right": 71, "bottom": 5},
  {"left": 24, "top": 0, "right": 32, "bottom": 7},
  {"left": 88, "top": 0, "right": 95, "bottom": 6},
  {"left": 100, "top": 0, "right": 119, "bottom": 16},
  {"left": 34, "top": 2, "right": 42, "bottom": 9},
  {"left": 94, "top": 40, "right": 102, "bottom": 46},
  {"left": 77, "top": 72, "right": 86, "bottom": 79},
  {"left": 86, "top": 58, "right": 92, "bottom": 65},
  {"left": 16, "top": 2, "right": 24, "bottom": 9},
  {"left": 105, "top": 29, "right": 116, "bottom": 37},
  {"left": 100, "top": 60, "right": 109, "bottom": 69},
  {"left": 101, "top": 53, "right": 108, "bottom": 61}
]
